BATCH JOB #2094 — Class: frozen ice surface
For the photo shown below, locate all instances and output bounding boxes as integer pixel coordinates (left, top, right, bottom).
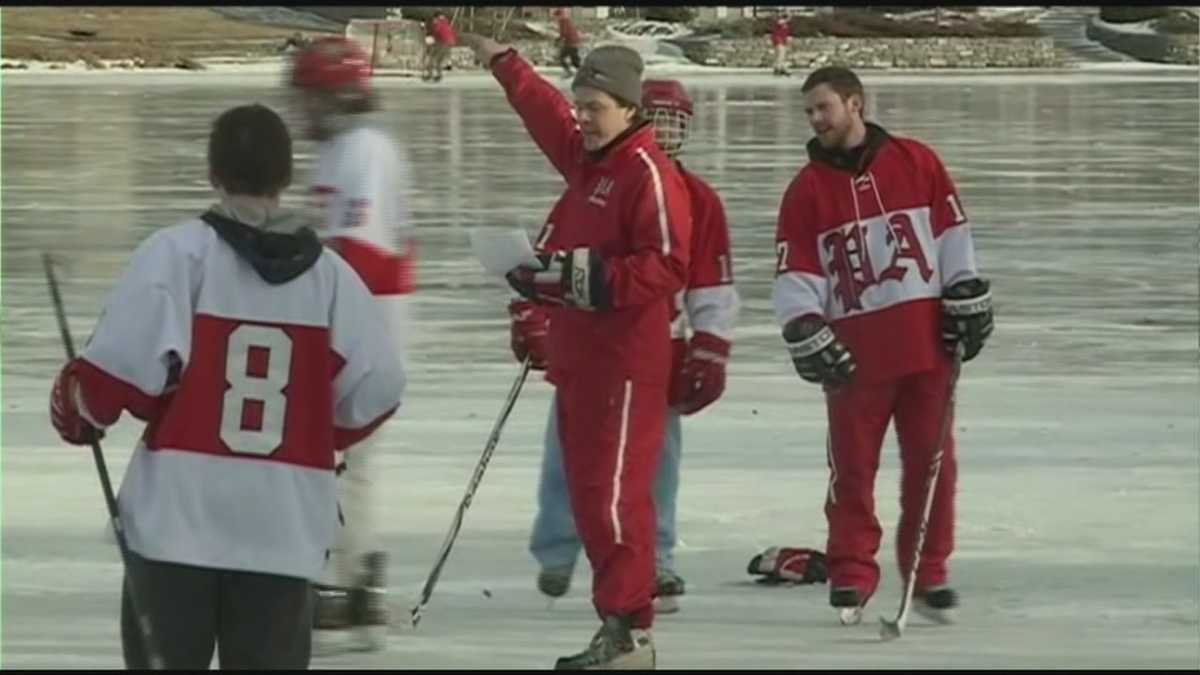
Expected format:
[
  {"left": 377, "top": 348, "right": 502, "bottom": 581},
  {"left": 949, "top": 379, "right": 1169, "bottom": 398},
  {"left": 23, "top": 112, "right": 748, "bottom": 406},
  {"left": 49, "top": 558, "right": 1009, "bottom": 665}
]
[{"left": 2, "top": 66, "right": 1197, "bottom": 668}]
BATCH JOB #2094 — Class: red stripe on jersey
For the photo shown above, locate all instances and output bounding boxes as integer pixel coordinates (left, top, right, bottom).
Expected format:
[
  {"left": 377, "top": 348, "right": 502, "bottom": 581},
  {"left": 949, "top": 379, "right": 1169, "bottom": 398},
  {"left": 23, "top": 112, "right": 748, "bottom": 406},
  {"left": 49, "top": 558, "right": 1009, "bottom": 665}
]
[
  {"left": 147, "top": 314, "right": 338, "bottom": 471},
  {"left": 329, "top": 235, "right": 416, "bottom": 296},
  {"left": 681, "top": 168, "right": 734, "bottom": 290},
  {"left": 335, "top": 405, "right": 398, "bottom": 450}
]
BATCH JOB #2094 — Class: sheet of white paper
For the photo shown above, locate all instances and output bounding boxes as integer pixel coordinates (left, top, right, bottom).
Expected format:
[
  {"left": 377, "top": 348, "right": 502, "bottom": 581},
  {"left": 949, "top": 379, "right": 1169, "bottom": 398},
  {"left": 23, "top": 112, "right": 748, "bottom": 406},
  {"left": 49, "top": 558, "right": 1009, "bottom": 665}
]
[{"left": 470, "top": 228, "right": 541, "bottom": 276}]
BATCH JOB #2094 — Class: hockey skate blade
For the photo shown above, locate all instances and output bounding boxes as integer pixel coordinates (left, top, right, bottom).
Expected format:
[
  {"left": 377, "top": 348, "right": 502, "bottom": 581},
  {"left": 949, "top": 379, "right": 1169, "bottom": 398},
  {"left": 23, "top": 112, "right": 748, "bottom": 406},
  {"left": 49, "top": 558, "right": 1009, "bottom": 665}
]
[
  {"left": 913, "top": 603, "right": 956, "bottom": 625},
  {"left": 312, "top": 627, "right": 387, "bottom": 657},
  {"left": 654, "top": 596, "right": 680, "bottom": 614},
  {"left": 838, "top": 607, "right": 863, "bottom": 626},
  {"left": 879, "top": 617, "right": 903, "bottom": 641}
]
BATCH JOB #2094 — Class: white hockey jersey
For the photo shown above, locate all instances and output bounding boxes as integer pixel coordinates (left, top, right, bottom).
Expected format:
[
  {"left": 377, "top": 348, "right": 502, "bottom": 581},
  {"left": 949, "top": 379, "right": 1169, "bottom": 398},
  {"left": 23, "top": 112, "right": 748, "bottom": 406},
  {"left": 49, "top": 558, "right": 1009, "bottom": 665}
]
[
  {"left": 74, "top": 211, "right": 406, "bottom": 581},
  {"left": 310, "top": 121, "right": 416, "bottom": 298}
]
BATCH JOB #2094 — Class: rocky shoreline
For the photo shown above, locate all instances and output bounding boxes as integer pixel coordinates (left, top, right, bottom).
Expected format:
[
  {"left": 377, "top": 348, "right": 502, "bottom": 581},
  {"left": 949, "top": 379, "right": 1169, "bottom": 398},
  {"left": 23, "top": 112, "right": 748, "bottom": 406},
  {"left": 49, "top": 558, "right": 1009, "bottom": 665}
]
[
  {"left": 5, "top": 31, "right": 1195, "bottom": 74},
  {"left": 346, "top": 35, "right": 1066, "bottom": 74},
  {"left": 5, "top": 6, "right": 1197, "bottom": 74}
]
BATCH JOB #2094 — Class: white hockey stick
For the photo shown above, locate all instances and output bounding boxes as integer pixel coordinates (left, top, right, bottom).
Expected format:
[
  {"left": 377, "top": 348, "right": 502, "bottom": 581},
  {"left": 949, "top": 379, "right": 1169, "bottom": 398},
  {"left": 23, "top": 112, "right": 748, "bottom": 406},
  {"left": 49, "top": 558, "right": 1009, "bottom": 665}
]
[{"left": 880, "top": 349, "right": 963, "bottom": 641}]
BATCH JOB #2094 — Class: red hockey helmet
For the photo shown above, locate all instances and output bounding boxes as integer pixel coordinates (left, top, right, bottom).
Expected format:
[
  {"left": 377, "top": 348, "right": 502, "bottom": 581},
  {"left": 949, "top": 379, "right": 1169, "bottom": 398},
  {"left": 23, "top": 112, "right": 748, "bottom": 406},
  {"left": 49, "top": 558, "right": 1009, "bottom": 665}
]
[
  {"left": 642, "top": 79, "right": 694, "bottom": 158},
  {"left": 642, "top": 78, "right": 693, "bottom": 116},
  {"left": 290, "top": 37, "right": 372, "bottom": 91}
]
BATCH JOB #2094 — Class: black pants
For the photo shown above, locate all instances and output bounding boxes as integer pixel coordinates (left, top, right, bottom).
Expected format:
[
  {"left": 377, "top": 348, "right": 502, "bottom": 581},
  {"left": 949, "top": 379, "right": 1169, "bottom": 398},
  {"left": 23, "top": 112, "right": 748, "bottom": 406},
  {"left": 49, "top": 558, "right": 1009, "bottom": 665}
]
[
  {"left": 121, "top": 551, "right": 312, "bottom": 670},
  {"left": 559, "top": 45, "right": 581, "bottom": 73}
]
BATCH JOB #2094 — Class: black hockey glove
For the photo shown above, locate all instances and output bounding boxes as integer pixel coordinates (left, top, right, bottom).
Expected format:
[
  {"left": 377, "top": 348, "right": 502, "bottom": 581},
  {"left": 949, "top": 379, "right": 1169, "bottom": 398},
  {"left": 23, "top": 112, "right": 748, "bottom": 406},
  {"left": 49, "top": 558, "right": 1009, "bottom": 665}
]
[
  {"left": 782, "top": 315, "right": 855, "bottom": 389},
  {"left": 941, "top": 277, "right": 993, "bottom": 362},
  {"left": 506, "top": 248, "right": 611, "bottom": 311}
]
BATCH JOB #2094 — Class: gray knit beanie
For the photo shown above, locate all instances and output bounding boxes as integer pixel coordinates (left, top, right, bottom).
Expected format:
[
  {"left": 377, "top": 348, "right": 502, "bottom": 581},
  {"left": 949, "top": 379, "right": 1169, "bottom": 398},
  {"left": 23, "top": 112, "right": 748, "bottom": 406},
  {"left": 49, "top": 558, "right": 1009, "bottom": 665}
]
[{"left": 572, "top": 45, "right": 644, "bottom": 107}]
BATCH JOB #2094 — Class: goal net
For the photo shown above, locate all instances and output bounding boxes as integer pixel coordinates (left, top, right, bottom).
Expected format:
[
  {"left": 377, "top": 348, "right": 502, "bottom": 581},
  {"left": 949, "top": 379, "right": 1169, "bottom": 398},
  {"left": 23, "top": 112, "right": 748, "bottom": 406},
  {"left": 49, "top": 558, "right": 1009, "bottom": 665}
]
[{"left": 345, "top": 19, "right": 426, "bottom": 73}]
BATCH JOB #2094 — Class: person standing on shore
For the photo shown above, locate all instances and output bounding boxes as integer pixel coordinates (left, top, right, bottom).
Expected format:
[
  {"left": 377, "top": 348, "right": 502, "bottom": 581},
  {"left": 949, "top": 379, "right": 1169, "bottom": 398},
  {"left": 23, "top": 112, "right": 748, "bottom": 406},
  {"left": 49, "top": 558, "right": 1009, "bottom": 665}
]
[
  {"left": 771, "top": 16, "right": 791, "bottom": 77},
  {"left": 553, "top": 8, "right": 584, "bottom": 78}
]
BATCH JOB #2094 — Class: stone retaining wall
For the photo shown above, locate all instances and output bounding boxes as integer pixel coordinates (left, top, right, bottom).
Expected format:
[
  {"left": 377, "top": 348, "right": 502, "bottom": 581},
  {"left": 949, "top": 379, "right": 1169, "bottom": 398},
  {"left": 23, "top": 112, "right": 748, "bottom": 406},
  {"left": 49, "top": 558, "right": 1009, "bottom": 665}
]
[
  {"left": 429, "top": 36, "right": 1064, "bottom": 72},
  {"left": 701, "top": 36, "right": 1062, "bottom": 69}
]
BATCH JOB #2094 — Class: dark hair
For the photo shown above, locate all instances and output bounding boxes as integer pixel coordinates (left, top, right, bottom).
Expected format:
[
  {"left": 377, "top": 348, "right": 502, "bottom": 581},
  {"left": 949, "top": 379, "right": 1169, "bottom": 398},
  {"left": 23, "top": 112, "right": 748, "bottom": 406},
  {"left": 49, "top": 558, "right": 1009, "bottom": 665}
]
[
  {"left": 207, "top": 104, "right": 293, "bottom": 197},
  {"left": 614, "top": 95, "right": 639, "bottom": 112},
  {"left": 801, "top": 66, "right": 865, "bottom": 109}
]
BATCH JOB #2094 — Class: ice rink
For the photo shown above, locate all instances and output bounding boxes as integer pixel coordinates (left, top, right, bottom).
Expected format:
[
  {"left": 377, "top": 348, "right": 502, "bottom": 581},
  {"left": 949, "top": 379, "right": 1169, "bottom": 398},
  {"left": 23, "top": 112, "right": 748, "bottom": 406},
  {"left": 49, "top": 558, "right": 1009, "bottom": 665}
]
[{"left": 2, "top": 62, "right": 1197, "bottom": 668}]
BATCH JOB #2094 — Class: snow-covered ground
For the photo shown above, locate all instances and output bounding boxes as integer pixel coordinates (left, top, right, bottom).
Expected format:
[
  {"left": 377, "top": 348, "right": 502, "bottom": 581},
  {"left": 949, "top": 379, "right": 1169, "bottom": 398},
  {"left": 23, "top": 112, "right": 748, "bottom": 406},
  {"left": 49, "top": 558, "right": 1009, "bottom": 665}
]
[{"left": 2, "top": 68, "right": 1197, "bottom": 669}]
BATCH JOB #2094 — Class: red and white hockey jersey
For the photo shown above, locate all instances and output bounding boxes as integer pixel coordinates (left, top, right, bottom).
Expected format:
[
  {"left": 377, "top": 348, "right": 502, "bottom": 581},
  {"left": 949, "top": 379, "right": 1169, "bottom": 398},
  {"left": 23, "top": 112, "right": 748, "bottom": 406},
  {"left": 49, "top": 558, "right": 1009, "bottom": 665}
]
[
  {"left": 310, "top": 122, "right": 415, "bottom": 296},
  {"left": 773, "top": 124, "right": 979, "bottom": 383},
  {"left": 672, "top": 165, "right": 738, "bottom": 347},
  {"left": 74, "top": 213, "right": 405, "bottom": 580}
]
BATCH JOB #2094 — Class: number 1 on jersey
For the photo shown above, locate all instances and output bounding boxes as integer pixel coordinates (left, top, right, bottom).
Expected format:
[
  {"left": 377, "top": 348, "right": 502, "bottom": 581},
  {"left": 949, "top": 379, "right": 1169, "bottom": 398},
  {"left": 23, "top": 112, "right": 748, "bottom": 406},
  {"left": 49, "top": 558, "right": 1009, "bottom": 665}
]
[
  {"left": 946, "top": 193, "right": 967, "bottom": 225},
  {"left": 535, "top": 223, "right": 556, "bottom": 251}
]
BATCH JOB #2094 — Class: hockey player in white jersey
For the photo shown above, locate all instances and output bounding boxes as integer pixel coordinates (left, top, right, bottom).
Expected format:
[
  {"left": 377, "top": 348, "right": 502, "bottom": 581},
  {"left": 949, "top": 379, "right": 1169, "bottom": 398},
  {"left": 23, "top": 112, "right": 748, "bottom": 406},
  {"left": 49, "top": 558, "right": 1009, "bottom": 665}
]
[
  {"left": 48, "top": 103, "right": 405, "bottom": 669},
  {"left": 289, "top": 36, "right": 417, "bottom": 653}
]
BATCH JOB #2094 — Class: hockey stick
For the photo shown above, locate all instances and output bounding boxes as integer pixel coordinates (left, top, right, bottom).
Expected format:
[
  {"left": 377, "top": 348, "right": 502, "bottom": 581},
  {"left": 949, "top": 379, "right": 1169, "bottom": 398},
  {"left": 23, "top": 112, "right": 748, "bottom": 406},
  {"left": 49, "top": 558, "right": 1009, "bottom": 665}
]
[
  {"left": 410, "top": 356, "right": 533, "bottom": 628},
  {"left": 880, "top": 347, "right": 963, "bottom": 642},
  {"left": 42, "top": 253, "right": 165, "bottom": 669}
]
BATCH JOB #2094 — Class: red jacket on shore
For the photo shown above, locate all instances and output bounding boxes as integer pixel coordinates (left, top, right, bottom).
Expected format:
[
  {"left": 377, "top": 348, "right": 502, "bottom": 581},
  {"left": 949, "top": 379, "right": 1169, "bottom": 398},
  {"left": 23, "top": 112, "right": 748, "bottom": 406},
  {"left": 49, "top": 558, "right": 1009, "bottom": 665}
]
[
  {"left": 557, "top": 15, "right": 582, "bottom": 47},
  {"left": 771, "top": 18, "right": 790, "bottom": 47},
  {"left": 430, "top": 16, "right": 457, "bottom": 46}
]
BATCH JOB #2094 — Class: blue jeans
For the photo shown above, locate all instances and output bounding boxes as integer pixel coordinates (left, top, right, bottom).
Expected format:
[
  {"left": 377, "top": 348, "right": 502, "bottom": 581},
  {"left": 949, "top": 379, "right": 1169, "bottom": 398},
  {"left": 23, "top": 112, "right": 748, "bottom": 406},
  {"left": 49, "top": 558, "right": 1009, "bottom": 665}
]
[{"left": 530, "top": 397, "right": 683, "bottom": 573}]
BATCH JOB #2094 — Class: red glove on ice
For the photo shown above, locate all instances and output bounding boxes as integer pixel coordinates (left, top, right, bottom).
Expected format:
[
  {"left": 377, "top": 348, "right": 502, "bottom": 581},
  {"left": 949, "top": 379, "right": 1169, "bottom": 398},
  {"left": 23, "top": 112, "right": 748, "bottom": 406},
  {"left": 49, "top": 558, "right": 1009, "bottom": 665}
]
[{"left": 747, "top": 546, "right": 828, "bottom": 585}]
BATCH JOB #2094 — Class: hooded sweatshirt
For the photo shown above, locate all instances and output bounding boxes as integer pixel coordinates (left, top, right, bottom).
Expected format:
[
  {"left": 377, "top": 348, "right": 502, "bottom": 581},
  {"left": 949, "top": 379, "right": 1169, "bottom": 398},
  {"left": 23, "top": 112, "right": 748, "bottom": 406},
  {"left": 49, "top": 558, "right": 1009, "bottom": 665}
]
[{"left": 69, "top": 193, "right": 405, "bottom": 580}]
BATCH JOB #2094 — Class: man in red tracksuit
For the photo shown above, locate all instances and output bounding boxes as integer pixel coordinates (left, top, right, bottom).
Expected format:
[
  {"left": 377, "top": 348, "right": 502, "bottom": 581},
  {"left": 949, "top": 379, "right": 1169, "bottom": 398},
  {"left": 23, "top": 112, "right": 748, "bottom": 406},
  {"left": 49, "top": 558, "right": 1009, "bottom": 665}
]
[
  {"left": 521, "top": 79, "right": 740, "bottom": 617},
  {"left": 463, "top": 34, "right": 691, "bottom": 670},
  {"left": 772, "top": 66, "right": 993, "bottom": 625}
]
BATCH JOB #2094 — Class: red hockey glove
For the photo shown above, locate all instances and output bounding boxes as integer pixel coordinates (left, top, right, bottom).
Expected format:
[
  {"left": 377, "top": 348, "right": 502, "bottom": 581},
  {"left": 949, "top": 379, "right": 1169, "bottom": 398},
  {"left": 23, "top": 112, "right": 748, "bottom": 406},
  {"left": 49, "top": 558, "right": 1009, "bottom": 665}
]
[
  {"left": 747, "top": 546, "right": 828, "bottom": 585},
  {"left": 671, "top": 332, "right": 730, "bottom": 416},
  {"left": 49, "top": 359, "right": 104, "bottom": 446},
  {"left": 508, "top": 299, "right": 549, "bottom": 370}
]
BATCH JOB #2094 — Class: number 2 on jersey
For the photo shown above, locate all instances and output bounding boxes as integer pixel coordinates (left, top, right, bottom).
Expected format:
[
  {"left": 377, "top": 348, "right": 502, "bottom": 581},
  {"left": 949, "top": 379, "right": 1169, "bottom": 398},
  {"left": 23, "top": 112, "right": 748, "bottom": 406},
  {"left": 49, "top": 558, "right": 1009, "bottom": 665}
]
[
  {"left": 776, "top": 241, "right": 790, "bottom": 273},
  {"left": 220, "top": 325, "right": 293, "bottom": 456}
]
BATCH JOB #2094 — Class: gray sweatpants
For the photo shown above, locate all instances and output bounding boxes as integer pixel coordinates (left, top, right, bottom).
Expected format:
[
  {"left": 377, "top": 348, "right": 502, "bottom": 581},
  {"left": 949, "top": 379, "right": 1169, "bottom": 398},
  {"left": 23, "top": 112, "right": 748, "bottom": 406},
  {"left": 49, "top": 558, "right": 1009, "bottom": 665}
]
[{"left": 121, "top": 550, "right": 312, "bottom": 669}]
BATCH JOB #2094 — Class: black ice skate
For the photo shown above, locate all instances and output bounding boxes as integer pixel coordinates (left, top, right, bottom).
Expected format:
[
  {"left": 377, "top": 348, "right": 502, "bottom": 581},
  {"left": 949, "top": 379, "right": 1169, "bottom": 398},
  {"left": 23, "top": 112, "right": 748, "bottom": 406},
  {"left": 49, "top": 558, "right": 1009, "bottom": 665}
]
[
  {"left": 831, "top": 586, "right": 867, "bottom": 626},
  {"left": 554, "top": 615, "right": 655, "bottom": 670},
  {"left": 312, "top": 552, "right": 389, "bottom": 655},
  {"left": 653, "top": 569, "right": 685, "bottom": 614},
  {"left": 538, "top": 565, "right": 573, "bottom": 599},
  {"left": 913, "top": 586, "right": 958, "bottom": 625}
]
